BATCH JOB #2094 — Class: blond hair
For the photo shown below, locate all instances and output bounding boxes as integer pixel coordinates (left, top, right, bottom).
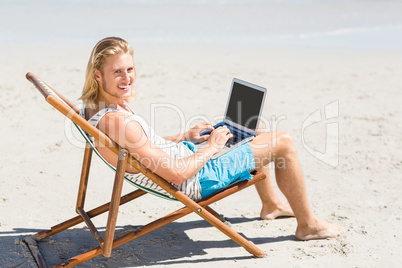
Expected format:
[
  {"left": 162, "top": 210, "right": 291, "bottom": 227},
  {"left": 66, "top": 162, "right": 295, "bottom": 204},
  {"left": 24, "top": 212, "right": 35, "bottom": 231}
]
[{"left": 81, "top": 37, "right": 135, "bottom": 109}]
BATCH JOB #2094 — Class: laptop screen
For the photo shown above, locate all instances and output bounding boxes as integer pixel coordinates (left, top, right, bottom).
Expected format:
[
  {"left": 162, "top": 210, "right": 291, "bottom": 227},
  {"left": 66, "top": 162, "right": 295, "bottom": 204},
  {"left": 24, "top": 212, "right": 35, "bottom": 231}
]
[{"left": 225, "top": 79, "right": 266, "bottom": 131}]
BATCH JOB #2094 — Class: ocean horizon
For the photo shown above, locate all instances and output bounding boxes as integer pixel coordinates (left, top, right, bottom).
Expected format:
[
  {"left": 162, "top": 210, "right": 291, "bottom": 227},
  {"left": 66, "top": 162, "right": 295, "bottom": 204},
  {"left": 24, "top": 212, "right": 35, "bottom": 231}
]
[{"left": 1, "top": 0, "right": 402, "bottom": 51}]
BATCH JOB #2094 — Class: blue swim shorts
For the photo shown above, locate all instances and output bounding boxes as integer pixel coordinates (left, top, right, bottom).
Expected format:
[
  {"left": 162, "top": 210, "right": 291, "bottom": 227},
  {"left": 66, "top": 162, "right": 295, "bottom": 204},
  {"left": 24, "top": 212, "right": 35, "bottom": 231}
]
[{"left": 183, "top": 141, "right": 255, "bottom": 198}]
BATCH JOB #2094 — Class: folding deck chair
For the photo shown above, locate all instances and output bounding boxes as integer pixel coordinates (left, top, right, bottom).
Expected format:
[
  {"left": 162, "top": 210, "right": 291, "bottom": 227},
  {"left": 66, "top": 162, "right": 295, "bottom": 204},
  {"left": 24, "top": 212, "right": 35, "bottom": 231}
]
[{"left": 25, "top": 72, "right": 267, "bottom": 267}]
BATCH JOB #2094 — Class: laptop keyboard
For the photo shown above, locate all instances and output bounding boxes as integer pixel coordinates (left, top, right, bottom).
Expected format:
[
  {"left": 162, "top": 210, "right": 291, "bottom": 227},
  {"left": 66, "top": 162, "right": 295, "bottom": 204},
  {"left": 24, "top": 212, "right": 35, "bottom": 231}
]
[
  {"left": 226, "top": 137, "right": 237, "bottom": 147},
  {"left": 204, "top": 123, "right": 252, "bottom": 147},
  {"left": 225, "top": 128, "right": 249, "bottom": 147}
]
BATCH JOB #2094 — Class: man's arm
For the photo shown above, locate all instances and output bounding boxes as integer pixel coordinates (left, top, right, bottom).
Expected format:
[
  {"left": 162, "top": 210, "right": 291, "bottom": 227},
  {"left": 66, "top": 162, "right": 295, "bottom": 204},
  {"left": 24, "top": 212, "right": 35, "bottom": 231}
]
[
  {"left": 163, "top": 133, "right": 186, "bottom": 143},
  {"left": 101, "top": 113, "right": 229, "bottom": 186},
  {"left": 163, "top": 122, "right": 214, "bottom": 144}
]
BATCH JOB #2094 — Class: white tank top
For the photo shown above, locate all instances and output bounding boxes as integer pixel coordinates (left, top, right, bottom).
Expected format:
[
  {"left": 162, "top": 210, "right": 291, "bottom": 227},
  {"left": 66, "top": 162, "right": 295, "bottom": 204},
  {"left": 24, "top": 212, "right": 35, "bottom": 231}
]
[{"left": 81, "top": 106, "right": 202, "bottom": 201}]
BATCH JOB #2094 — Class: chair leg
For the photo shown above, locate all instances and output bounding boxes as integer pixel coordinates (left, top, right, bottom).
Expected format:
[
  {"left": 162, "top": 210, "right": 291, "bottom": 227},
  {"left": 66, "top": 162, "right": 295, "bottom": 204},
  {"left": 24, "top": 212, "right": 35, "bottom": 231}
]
[
  {"left": 77, "top": 207, "right": 104, "bottom": 246},
  {"left": 102, "top": 149, "right": 128, "bottom": 257},
  {"left": 54, "top": 175, "right": 267, "bottom": 267},
  {"left": 204, "top": 206, "right": 221, "bottom": 219},
  {"left": 34, "top": 189, "right": 147, "bottom": 241},
  {"left": 129, "top": 165, "right": 267, "bottom": 258},
  {"left": 183, "top": 196, "right": 266, "bottom": 258},
  {"left": 76, "top": 144, "right": 93, "bottom": 213}
]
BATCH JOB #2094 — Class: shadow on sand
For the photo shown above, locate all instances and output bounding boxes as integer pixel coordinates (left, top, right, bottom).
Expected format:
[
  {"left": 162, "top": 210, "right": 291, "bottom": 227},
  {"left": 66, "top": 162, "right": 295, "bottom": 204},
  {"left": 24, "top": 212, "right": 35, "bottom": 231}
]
[{"left": 3, "top": 218, "right": 294, "bottom": 267}]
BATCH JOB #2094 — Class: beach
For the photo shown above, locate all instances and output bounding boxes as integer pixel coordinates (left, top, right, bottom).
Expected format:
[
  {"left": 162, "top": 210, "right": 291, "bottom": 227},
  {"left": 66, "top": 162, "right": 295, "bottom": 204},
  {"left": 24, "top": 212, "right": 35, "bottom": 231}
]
[{"left": 1, "top": 0, "right": 402, "bottom": 267}]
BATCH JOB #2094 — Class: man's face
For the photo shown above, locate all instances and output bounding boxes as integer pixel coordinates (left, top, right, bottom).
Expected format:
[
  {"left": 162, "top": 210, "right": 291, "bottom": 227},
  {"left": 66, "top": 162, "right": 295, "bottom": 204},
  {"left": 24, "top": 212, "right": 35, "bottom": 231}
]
[{"left": 95, "top": 53, "right": 135, "bottom": 102}]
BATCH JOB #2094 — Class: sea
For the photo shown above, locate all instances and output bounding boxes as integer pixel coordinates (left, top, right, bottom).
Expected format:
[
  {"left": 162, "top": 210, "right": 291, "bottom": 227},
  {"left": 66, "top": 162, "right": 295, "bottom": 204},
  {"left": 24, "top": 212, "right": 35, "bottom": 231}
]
[{"left": 1, "top": 0, "right": 402, "bottom": 51}]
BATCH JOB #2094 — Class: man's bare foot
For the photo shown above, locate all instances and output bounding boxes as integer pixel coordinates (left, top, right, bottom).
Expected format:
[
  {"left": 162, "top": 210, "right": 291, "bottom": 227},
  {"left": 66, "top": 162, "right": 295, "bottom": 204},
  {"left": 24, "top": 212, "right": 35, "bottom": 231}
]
[
  {"left": 260, "top": 202, "right": 295, "bottom": 220},
  {"left": 295, "top": 218, "right": 343, "bottom": 240}
]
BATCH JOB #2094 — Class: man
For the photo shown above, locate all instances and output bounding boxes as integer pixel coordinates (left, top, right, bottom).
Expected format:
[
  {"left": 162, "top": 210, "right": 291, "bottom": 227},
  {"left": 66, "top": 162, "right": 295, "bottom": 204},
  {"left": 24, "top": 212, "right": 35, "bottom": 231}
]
[{"left": 80, "top": 36, "right": 342, "bottom": 240}]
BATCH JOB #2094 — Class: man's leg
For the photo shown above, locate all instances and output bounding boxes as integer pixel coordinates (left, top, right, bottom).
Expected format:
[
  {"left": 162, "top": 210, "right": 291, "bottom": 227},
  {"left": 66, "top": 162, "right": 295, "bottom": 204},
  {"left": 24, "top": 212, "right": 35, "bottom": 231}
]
[
  {"left": 254, "top": 123, "right": 294, "bottom": 220},
  {"left": 250, "top": 131, "right": 342, "bottom": 240},
  {"left": 254, "top": 166, "right": 294, "bottom": 220}
]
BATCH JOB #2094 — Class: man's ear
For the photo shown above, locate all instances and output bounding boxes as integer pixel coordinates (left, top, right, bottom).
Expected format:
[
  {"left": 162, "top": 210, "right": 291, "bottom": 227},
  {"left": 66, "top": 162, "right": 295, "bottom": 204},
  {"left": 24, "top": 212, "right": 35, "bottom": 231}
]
[{"left": 94, "top": 69, "right": 102, "bottom": 82}]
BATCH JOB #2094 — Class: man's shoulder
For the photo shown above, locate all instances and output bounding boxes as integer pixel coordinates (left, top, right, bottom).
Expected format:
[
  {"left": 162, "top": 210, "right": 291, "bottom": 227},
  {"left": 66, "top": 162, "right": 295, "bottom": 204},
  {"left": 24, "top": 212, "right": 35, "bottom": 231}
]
[{"left": 102, "top": 110, "right": 142, "bottom": 131}]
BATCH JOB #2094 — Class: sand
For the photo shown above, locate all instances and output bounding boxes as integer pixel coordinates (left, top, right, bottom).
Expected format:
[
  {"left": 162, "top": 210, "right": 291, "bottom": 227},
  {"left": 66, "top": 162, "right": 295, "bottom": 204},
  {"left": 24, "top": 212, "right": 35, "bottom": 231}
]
[
  {"left": 0, "top": 42, "right": 401, "bottom": 267},
  {"left": 1, "top": 2, "right": 402, "bottom": 267}
]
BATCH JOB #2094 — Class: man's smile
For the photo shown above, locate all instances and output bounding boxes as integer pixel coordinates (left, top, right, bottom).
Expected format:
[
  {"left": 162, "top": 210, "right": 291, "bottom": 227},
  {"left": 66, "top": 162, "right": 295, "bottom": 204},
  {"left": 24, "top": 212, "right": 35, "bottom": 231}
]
[{"left": 118, "top": 85, "right": 130, "bottom": 91}]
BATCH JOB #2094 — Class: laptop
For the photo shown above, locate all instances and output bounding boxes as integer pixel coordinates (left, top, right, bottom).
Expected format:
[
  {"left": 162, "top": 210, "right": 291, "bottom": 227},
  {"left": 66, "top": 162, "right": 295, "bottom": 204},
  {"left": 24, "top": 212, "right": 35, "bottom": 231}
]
[{"left": 199, "top": 78, "right": 267, "bottom": 159}]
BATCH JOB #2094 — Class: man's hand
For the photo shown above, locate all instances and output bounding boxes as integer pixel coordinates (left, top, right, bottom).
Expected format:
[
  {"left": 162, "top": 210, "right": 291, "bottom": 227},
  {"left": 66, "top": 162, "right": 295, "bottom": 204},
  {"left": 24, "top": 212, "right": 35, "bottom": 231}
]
[
  {"left": 207, "top": 126, "right": 233, "bottom": 153},
  {"left": 184, "top": 122, "right": 215, "bottom": 143}
]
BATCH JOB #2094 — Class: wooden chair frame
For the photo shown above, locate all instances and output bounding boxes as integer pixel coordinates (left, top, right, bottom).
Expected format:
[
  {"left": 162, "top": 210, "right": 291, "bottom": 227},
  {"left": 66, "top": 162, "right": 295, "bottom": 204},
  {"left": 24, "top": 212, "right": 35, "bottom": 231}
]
[{"left": 25, "top": 73, "right": 266, "bottom": 268}]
